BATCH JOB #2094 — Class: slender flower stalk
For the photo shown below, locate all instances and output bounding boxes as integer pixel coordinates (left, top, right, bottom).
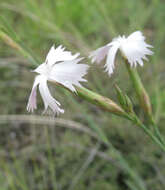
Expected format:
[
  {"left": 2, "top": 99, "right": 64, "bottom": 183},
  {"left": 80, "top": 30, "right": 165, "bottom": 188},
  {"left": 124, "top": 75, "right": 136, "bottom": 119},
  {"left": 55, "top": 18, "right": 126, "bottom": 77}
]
[
  {"left": 124, "top": 59, "right": 152, "bottom": 118},
  {"left": 129, "top": 114, "right": 165, "bottom": 152},
  {"left": 124, "top": 57, "right": 165, "bottom": 145}
]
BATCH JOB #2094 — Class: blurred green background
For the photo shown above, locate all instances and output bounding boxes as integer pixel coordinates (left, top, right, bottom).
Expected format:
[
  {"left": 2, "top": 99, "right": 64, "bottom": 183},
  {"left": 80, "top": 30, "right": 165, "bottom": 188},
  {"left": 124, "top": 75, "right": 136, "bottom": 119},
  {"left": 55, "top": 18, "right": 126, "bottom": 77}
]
[{"left": 0, "top": 0, "right": 165, "bottom": 189}]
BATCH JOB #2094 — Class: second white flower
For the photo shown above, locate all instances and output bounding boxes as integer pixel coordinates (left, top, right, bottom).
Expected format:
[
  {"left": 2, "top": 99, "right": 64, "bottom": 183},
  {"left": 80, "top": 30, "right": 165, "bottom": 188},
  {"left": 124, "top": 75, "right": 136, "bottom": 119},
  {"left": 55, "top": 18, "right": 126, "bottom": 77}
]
[{"left": 89, "top": 31, "right": 153, "bottom": 76}]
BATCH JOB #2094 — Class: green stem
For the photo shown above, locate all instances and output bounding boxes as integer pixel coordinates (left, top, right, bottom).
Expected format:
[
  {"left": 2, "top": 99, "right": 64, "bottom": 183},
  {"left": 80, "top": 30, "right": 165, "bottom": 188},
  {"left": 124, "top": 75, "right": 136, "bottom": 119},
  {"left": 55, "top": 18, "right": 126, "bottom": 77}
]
[
  {"left": 149, "top": 117, "right": 165, "bottom": 146},
  {"left": 124, "top": 60, "right": 152, "bottom": 118},
  {"left": 131, "top": 115, "right": 165, "bottom": 152},
  {"left": 124, "top": 60, "right": 165, "bottom": 147}
]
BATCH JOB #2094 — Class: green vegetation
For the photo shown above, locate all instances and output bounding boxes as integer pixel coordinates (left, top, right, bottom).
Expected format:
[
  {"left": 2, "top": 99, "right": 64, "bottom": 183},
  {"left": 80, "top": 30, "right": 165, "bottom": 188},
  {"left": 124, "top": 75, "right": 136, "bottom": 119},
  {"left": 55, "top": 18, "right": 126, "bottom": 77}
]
[{"left": 0, "top": 0, "right": 165, "bottom": 189}]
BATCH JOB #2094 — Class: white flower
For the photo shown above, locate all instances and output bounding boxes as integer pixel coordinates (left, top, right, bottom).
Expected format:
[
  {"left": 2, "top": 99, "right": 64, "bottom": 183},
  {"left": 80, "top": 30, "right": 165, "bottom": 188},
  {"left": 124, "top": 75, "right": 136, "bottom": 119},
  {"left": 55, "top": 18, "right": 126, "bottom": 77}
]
[
  {"left": 27, "top": 45, "right": 89, "bottom": 115},
  {"left": 89, "top": 31, "right": 153, "bottom": 76}
]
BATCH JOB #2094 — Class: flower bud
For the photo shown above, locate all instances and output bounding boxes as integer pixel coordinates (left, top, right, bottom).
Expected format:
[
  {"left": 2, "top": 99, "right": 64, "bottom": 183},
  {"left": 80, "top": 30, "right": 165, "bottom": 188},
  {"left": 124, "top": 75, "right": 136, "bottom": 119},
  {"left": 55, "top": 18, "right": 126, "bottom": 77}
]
[{"left": 114, "top": 85, "right": 134, "bottom": 113}]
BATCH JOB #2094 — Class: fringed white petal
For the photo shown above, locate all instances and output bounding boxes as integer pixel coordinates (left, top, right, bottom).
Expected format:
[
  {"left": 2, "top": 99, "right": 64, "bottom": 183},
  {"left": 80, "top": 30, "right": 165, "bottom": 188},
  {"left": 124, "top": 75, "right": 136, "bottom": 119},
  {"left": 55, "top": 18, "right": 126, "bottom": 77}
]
[
  {"left": 104, "top": 42, "right": 120, "bottom": 76},
  {"left": 119, "top": 31, "right": 153, "bottom": 67},
  {"left": 50, "top": 58, "right": 89, "bottom": 92},
  {"left": 89, "top": 45, "right": 110, "bottom": 64},
  {"left": 38, "top": 76, "right": 64, "bottom": 115},
  {"left": 27, "top": 75, "right": 64, "bottom": 115},
  {"left": 27, "top": 75, "right": 41, "bottom": 112},
  {"left": 46, "top": 45, "right": 80, "bottom": 66}
]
